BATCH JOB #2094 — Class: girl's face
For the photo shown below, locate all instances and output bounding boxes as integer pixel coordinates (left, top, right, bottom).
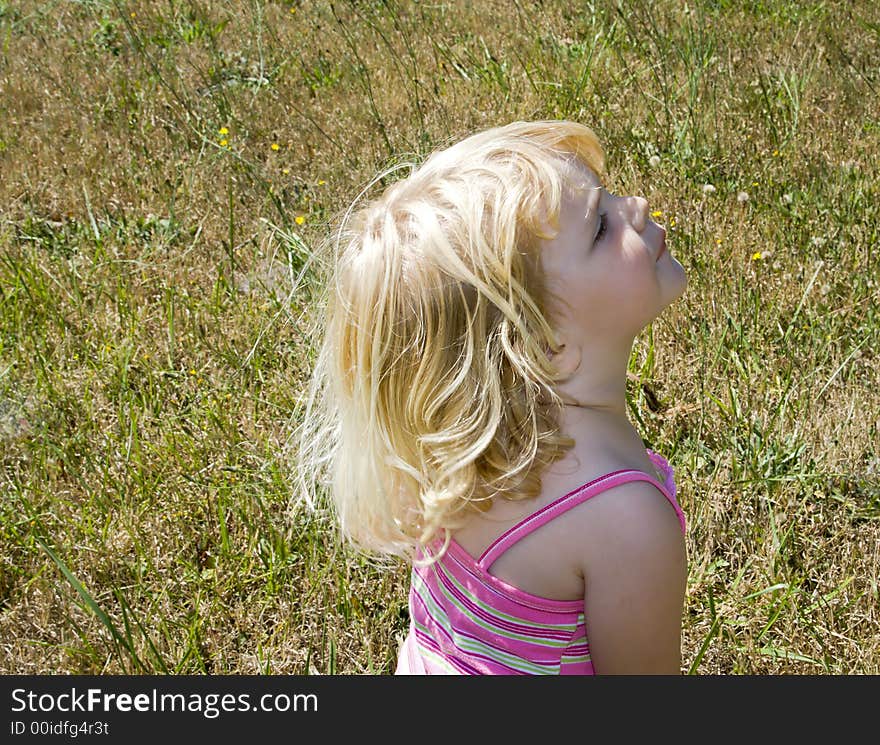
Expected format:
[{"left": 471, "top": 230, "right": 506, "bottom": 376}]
[{"left": 539, "top": 162, "right": 688, "bottom": 345}]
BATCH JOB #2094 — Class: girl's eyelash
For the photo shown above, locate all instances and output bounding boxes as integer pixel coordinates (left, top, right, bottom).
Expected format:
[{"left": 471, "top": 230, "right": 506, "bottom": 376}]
[{"left": 595, "top": 213, "right": 607, "bottom": 242}]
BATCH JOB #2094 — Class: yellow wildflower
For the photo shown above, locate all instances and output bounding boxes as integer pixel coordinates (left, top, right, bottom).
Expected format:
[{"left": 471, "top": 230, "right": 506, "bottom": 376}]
[
  {"left": 318, "top": 179, "right": 326, "bottom": 186},
  {"left": 651, "top": 210, "right": 662, "bottom": 218},
  {"left": 282, "top": 168, "right": 290, "bottom": 175},
  {"left": 218, "top": 127, "right": 229, "bottom": 135},
  {"left": 751, "top": 252, "right": 763, "bottom": 261},
  {"left": 271, "top": 143, "right": 280, "bottom": 151},
  {"left": 219, "top": 139, "right": 228, "bottom": 147},
  {"left": 295, "top": 216, "right": 305, "bottom": 225}
]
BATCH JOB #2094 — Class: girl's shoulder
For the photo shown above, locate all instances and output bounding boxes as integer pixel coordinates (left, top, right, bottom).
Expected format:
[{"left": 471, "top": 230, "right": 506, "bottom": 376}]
[
  {"left": 540, "top": 438, "right": 668, "bottom": 500},
  {"left": 457, "top": 437, "right": 668, "bottom": 545},
  {"left": 544, "top": 443, "right": 682, "bottom": 536},
  {"left": 450, "top": 441, "right": 677, "bottom": 601}
]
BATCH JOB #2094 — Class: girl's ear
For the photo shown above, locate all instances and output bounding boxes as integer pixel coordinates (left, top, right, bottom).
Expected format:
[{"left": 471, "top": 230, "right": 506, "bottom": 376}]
[
  {"left": 548, "top": 343, "right": 579, "bottom": 378},
  {"left": 547, "top": 344, "right": 570, "bottom": 372}
]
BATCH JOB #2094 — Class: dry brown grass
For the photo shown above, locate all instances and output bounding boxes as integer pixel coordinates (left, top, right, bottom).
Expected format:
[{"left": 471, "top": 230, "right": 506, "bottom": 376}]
[{"left": 1, "top": 0, "right": 878, "bottom": 674}]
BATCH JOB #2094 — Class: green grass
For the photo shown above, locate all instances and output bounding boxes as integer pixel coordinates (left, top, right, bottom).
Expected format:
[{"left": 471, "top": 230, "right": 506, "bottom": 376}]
[{"left": 0, "top": 0, "right": 878, "bottom": 674}]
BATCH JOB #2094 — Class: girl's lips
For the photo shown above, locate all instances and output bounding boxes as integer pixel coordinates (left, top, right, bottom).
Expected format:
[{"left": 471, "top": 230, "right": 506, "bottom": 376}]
[{"left": 656, "top": 234, "right": 667, "bottom": 261}]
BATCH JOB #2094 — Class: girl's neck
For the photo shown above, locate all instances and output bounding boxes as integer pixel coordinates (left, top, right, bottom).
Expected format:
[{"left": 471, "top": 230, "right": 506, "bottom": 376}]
[
  {"left": 547, "top": 332, "right": 636, "bottom": 423},
  {"left": 552, "top": 372, "right": 630, "bottom": 423},
  {"left": 560, "top": 399, "right": 627, "bottom": 420},
  {"left": 552, "top": 405, "right": 647, "bottom": 477},
  {"left": 558, "top": 400, "right": 634, "bottom": 434}
]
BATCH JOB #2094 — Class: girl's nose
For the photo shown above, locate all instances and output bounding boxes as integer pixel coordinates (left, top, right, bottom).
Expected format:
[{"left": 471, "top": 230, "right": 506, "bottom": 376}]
[{"left": 628, "top": 196, "right": 649, "bottom": 232}]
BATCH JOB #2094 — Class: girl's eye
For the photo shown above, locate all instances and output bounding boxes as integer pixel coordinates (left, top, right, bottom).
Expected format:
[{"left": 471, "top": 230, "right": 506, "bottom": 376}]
[{"left": 594, "top": 213, "right": 607, "bottom": 243}]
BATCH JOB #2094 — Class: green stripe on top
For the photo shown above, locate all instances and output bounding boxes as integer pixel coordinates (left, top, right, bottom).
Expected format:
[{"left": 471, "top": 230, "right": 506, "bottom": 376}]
[
  {"left": 412, "top": 611, "right": 560, "bottom": 675},
  {"left": 433, "top": 561, "right": 582, "bottom": 639},
  {"left": 412, "top": 567, "right": 578, "bottom": 658}
]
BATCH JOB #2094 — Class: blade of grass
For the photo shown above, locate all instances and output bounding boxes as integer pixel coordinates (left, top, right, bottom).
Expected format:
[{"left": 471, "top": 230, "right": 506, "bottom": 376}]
[
  {"left": 781, "top": 260, "right": 824, "bottom": 344},
  {"left": 34, "top": 535, "right": 147, "bottom": 673},
  {"left": 688, "top": 583, "right": 721, "bottom": 675},
  {"left": 113, "top": 587, "right": 170, "bottom": 674}
]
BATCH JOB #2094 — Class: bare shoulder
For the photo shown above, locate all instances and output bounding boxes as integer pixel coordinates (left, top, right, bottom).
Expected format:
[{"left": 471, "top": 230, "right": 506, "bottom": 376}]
[
  {"left": 573, "top": 480, "right": 688, "bottom": 674},
  {"left": 575, "top": 478, "right": 684, "bottom": 552}
]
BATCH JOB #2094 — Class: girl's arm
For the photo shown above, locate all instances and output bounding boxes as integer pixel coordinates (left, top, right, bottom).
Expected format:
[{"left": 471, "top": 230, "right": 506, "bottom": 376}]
[{"left": 578, "top": 481, "right": 688, "bottom": 675}]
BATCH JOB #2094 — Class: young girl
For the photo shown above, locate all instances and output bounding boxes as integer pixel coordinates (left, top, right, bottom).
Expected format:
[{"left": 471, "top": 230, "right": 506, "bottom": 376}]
[{"left": 296, "top": 120, "right": 689, "bottom": 675}]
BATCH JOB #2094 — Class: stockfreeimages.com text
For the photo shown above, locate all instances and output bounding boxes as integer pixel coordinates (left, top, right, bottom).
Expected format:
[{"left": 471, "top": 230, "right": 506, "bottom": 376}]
[{"left": 10, "top": 688, "right": 317, "bottom": 720}]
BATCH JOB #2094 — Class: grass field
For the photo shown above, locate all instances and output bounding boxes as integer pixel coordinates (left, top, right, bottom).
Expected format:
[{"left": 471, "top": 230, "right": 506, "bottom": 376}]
[{"left": 1, "top": 0, "right": 878, "bottom": 674}]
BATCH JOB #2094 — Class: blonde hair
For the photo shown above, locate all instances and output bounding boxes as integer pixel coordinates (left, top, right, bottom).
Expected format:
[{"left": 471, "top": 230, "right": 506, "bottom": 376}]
[{"left": 294, "top": 120, "right": 605, "bottom": 562}]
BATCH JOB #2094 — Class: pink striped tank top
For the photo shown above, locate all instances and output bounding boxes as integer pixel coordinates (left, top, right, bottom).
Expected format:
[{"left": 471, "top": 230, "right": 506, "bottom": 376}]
[{"left": 395, "top": 448, "right": 685, "bottom": 675}]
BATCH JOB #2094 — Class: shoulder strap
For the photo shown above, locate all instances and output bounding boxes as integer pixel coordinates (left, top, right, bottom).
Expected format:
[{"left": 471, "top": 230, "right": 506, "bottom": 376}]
[{"left": 476, "top": 468, "right": 685, "bottom": 572}]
